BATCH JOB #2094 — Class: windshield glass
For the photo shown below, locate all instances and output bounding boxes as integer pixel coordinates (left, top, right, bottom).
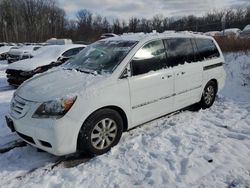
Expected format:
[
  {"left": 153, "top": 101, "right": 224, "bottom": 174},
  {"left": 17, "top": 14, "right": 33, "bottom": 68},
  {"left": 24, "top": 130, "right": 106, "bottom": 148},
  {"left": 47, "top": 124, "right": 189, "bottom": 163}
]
[{"left": 63, "top": 40, "right": 137, "bottom": 74}]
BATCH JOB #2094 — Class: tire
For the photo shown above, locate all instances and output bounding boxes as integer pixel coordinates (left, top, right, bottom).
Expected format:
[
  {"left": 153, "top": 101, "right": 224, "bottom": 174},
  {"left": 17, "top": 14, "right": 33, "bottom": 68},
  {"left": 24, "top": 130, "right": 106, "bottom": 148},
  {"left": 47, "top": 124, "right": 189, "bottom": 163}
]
[
  {"left": 200, "top": 80, "right": 217, "bottom": 109},
  {"left": 77, "top": 108, "right": 123, "bottom": 156}
]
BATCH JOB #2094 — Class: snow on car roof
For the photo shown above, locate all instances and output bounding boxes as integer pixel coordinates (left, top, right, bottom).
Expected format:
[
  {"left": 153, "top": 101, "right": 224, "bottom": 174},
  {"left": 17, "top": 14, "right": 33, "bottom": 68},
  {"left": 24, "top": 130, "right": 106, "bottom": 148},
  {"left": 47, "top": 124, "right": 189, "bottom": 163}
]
[
  {"left": 224, "top": 28, "right": 241, "bottom": 33},
  {"left": 33, "top": 44, "right": 85, "bottom": 57},
  {"left": 102, "top": 31, "right": 212, "bottom": 42}
]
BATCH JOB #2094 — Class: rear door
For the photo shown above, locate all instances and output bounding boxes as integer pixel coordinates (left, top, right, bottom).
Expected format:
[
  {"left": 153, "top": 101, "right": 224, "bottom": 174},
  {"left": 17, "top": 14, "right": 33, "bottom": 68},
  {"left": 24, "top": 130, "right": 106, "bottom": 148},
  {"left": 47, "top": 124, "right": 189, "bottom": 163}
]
[
  {"left": 128, "top": 40, "right": 175, "bottom": 126},
  {"left": 164, "top": 38, "right": 203, "bottom": 110},
  {"left": 194, "top": 38, "right": 222, "bottom": 84}
]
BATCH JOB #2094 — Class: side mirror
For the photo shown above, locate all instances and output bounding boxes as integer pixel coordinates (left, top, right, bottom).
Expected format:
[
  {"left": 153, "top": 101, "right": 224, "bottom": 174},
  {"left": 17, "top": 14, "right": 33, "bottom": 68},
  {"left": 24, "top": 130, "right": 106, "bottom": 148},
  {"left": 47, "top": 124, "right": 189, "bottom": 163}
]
[
  {"left": 57, "top": 56, "right": 64, "bottom": 61},
  {"left": 58, "top": 56, "right": 70, "bottom": 63},
  {"left": 120, "top": 67, "right": 130, "bottom": 79}
]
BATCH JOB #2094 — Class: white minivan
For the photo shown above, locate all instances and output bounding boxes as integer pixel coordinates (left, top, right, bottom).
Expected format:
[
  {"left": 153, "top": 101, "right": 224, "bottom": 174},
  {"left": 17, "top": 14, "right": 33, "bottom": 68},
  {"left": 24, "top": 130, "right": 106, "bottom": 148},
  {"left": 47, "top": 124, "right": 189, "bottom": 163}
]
[{"left": 6, "top": 32, "right": 226, "bottom": 156}]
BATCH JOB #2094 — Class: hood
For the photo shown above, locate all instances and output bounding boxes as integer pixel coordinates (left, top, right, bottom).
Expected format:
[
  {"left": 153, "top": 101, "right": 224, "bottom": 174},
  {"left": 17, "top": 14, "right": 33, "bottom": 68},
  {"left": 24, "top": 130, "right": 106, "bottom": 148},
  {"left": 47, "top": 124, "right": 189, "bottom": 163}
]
[
  {"left": 0, "top": 46, "right": 13, "bottom": 54},
  {"left": 7, "top": 57, "right": 55, "bottom": 71},
  {"left": 8, "top": 49, "right": 26, "bottom": 56},
  {"left": 16, "top": 68, "right": 107, "bottom": 102}
]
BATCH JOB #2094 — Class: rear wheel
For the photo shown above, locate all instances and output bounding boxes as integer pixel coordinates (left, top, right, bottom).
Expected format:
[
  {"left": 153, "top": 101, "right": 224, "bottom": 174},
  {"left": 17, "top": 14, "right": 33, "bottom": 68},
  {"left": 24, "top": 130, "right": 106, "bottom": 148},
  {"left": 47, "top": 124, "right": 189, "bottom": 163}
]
[
  {"left": 200, "top": 81, "right": 217, "bottom": 109},
  {"left": 77, "top": 108, "right": 123, "bottom": 156}
]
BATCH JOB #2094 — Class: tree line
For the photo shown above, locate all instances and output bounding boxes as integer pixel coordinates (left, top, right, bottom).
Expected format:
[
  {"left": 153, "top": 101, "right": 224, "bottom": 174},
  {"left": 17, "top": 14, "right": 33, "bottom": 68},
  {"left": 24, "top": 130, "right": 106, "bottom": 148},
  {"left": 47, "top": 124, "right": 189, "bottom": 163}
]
[{"left": 0, "top": 0, "right": 250, "bottom": 43}]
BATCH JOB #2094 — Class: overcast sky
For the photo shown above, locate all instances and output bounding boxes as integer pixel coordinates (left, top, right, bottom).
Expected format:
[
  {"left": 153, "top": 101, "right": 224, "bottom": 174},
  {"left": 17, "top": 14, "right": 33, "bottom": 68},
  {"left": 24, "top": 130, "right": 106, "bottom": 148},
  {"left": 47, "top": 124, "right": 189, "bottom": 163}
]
[{"left": 57, "top": 0, "right": 250, "bottom": 21}]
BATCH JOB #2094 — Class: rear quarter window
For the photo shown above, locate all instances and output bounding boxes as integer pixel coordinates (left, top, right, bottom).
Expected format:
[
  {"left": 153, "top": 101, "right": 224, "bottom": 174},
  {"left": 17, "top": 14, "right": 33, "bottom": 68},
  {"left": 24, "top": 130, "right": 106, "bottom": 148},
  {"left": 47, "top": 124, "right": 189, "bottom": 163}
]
[{"left": 195, "top": 38, "right": 220, "bottom": 61}]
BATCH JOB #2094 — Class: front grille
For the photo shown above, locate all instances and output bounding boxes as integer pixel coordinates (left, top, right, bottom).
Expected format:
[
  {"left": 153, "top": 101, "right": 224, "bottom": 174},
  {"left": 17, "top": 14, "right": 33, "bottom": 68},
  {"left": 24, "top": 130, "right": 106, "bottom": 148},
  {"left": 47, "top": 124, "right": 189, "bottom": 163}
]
[
  {"left": 8, "top": 54, "right": 20, "bottom": 59},
  {"left": 10, "top": 95, "right": 30, "bottom": 119}
]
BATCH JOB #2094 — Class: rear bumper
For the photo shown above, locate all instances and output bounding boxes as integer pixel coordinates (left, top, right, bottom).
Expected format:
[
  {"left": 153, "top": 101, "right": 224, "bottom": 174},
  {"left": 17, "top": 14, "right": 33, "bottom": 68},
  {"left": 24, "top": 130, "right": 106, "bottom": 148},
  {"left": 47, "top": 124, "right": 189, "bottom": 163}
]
[{"left": 6, "top": 114, "right": 82, "bottom": 156}]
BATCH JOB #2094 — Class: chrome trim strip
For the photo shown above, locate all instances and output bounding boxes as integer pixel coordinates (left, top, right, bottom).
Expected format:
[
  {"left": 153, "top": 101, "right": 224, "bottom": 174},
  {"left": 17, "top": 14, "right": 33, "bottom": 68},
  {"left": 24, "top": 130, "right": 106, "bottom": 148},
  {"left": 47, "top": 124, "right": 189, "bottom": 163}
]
[{"left": 132, "top": 85, "right": 202, "bottom": 109}]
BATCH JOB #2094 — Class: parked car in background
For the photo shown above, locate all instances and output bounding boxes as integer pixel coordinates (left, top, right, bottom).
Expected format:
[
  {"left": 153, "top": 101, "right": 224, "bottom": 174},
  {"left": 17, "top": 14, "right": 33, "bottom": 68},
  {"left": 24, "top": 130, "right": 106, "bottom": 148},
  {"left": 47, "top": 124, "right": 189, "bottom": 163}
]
[
  {"left": 0, "top": 42, "right": 8, "bottom": 47},
  {"left": 240, "top": 25, "right": 250, "bottom": 38},
  {"left": 205, "top": 31, "right": 222, "bottom": 37},
  {"left": 46, "top": 38, "right": 73, "bottom": 45},
  {"left": 0, "top": 46, "right": 19, "bottom": 60},
  {"left": 223, "top": 28, "right": 241, "bottom": 38},
  {"left": 74, "top": 41, "right": 91, "bottom": 45},
  {"left": 100, "top": 33, "right": 119, "bottom": 39},
  {"left": 5, "top": 32, "right": 225, "bottom": 156},
  {"left": 6, "top": 44, "right": 85, "bottom": 86},
  {"left": 7, "top": 45, "right": 41, "bottom": 64}
]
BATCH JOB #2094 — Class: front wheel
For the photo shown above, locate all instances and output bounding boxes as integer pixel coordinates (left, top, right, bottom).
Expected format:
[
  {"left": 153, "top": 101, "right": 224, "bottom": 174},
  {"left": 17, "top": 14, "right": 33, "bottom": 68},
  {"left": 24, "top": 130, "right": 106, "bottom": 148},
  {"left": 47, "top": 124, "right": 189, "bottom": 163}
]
[
  {"left": 200, "top": 81, "right": 217, "bottom": 109},
  {"left": 77, "top": 108, "right": 123, "bottom": 156}
]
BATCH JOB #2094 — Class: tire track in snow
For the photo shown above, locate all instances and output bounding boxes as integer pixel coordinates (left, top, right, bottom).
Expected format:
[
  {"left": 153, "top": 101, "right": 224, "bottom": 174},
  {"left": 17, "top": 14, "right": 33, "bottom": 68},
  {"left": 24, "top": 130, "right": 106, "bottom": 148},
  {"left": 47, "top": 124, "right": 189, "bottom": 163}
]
[{"left": 0, "top": 139, "right": 26, "bottom": 154}]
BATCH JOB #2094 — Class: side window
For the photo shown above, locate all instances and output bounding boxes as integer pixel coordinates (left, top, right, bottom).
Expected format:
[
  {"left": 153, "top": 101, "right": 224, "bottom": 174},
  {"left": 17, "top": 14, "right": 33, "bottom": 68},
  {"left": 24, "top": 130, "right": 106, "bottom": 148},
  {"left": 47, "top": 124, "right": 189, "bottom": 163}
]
[
  {"left": 72, "top": 47, "right": 85, "bottom": 55},
  {"left": 195, "top": 38, "right": 220, "bottom": 61},
  {"left": 33, "top": 47, "right": 41, "bottom": 51},
  {"left": 131, "top": 40, "right": 166, "bottom": 76},
  {"left": 164, "top": 38, "right": 195, "bottom": 67},
  {"left": 63, "top": 47, "right": 85, "bottom": 57},
  {"left": 62, "top": 49, "right": 75, "bottom": 57}
]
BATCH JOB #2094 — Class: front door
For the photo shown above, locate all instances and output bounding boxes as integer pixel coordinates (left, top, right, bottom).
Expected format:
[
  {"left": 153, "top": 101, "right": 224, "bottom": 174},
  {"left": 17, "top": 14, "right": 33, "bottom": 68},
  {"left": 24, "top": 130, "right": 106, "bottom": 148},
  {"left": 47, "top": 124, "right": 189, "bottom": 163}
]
[{"left": 128, "top": 40, "right": 175, "bottom": 126}]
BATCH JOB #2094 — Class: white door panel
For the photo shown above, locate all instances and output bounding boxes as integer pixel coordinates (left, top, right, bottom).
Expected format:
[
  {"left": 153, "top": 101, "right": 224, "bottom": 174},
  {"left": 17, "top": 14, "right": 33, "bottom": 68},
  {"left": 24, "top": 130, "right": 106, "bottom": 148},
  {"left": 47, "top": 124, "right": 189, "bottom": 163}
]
[
  {"left": 129, "top": 68, "right": 174, "bottom": 126},
  {"left": 173, "top": 63, "right": 203, "bottom": 110}
]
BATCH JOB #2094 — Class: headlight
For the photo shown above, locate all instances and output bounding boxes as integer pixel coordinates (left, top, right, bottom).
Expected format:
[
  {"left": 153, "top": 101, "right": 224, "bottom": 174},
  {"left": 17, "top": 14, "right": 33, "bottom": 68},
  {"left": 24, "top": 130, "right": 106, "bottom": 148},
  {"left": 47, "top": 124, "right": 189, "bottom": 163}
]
[
  {"left": 32, "top": 96, "right": 77, "bottom": 119},
  {"left": 33, "top": 67, "right": 43, "bottom": 73}
]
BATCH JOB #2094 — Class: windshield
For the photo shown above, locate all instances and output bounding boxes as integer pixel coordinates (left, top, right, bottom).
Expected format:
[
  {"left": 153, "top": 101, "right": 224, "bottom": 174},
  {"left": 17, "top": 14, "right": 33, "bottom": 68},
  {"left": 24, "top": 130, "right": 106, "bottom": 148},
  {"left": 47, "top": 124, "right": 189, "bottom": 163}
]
[{"left": 63, "top": 40, "right": 137, "bottom": 74}]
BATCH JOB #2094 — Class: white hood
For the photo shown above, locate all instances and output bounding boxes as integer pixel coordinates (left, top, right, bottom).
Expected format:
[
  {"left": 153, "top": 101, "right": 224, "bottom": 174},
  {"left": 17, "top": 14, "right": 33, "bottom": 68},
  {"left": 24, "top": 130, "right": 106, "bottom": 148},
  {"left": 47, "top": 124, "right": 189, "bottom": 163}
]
[
  {"left": 7, "top": 57, "right": 55, "bottom": 71},
  {"left": 16, "top": 68, "right": 107, "bottom": 102},
  {"left": 0, "top": 46, "right": 14, "bottom": 54}
]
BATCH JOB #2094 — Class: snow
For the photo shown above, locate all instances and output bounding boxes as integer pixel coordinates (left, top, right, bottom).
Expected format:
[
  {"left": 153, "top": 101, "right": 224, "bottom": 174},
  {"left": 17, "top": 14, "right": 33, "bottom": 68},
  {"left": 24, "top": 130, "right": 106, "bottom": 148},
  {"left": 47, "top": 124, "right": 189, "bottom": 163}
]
[
  {"left": 223, "top": 28, "right": 241, "bottom": 38},
  {"left": 107, "top": 31, "right": 212, "bottom": 42},
  {"left": 224, "top": 28, "right": 241, "bottom": 33},
  {"left": 0, "top": 60, "right": 16, "bottom": 146},
  {"left": 16, "top": 67, "right": 107, "bottom": 102},
  {"left": 204, "top": 31, "right": 222, "bottom": 37},
  {"left": 243, "top": 25, "right": 250, "bottom": 32},
  {"left": 0, "top": 46, "right": 18, "bottom": 55},
  {"left": 8, "top": 45, "right": 40, "bottom": 56},
  {"left": 0, "top": 51, "right": 250, "bottom": 187}
]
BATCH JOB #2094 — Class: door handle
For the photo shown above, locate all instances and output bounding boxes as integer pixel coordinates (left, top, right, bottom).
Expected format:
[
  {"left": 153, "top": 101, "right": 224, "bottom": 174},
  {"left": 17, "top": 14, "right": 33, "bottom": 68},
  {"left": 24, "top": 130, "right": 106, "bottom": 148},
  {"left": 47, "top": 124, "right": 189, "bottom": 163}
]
[
  {"left": 161, "top": 74, "right": 172, "bottom": 79},
  {"left": 177, "top": 72, "right": 185, "bottom": 76},
  {"left": 161, "top": 75, "right": 172, "bottom": 79}
]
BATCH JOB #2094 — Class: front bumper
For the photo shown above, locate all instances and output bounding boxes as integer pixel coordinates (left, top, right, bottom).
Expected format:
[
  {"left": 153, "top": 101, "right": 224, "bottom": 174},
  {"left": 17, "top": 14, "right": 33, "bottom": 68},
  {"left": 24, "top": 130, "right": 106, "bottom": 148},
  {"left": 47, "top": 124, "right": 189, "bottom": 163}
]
[
  {"left": 7, "top": 57, "right": 20, "bottom": 64},
  {"left": 6, "top": 113, "right": 82, "bottom": 156},
  {"left": 6, "top": 69, "right": 32, "bottom": 86}
]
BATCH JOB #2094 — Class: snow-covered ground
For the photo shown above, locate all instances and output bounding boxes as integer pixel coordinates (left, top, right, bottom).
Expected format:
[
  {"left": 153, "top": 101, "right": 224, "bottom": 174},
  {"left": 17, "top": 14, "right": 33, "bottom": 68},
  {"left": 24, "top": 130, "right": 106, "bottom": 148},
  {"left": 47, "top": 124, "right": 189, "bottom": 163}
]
[{"left": 0, "top": 52, "right": 250, "bottom": 188}]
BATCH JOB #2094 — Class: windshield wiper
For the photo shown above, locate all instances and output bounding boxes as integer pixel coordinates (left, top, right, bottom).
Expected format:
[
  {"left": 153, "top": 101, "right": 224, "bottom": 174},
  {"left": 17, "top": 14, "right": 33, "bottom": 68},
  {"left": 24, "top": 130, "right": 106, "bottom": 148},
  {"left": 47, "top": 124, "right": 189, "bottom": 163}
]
[
  {"left": 63, "top": 67, "right": 98, "bottom": 75},
  {"left": 75, "top": 68, "right": 98, "bottom": 76}
]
